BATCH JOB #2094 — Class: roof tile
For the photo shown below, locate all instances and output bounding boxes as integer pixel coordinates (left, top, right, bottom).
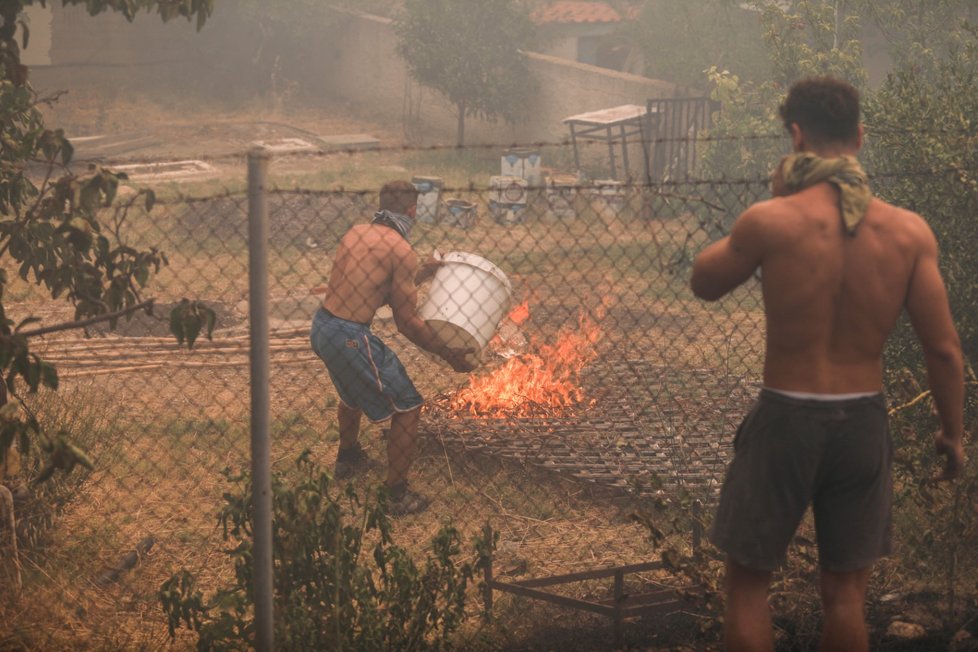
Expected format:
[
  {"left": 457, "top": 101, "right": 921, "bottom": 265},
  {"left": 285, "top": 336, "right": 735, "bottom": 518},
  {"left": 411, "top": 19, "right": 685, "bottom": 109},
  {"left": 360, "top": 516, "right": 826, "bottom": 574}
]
[{"left": 530, "top": 1, "right": 623, "bottom": 25}]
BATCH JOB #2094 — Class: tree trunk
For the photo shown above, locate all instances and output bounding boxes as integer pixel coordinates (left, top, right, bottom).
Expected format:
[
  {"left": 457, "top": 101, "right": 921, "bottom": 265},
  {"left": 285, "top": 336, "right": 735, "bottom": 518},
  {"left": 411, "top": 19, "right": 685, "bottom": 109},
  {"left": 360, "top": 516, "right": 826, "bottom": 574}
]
[{"left": 456, "top": 100, "right": 466, "bottom": 148}]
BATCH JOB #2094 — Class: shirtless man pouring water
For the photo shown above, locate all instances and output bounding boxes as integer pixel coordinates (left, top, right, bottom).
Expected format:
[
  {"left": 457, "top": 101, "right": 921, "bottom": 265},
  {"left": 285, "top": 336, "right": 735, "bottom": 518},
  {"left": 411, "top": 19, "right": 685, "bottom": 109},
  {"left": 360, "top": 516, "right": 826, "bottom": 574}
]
[
  {"left": 691, "top": 77, "right": 965, "bottom": 651},
  {"left": 311, "top": 180, "right": 475, "bottom": 516}
]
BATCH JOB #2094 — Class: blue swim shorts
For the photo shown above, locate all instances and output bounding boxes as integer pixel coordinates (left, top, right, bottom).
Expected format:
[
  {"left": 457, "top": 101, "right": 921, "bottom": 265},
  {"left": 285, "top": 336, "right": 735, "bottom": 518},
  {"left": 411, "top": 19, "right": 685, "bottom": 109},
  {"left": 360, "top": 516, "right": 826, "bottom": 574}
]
[{"left": 310, "top": 308, "right": 424, "bottom": 422}]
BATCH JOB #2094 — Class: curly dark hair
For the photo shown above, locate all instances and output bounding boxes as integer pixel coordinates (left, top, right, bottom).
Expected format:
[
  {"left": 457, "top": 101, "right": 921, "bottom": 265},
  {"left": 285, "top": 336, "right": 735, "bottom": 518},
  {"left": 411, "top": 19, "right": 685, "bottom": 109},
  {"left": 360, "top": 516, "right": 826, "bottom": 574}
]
[
  {"left": 379, "top": 180, "right": 419, "bottom": 214},
  {"left": 779, "top": 76, "right": 860, "bottom": 144}
]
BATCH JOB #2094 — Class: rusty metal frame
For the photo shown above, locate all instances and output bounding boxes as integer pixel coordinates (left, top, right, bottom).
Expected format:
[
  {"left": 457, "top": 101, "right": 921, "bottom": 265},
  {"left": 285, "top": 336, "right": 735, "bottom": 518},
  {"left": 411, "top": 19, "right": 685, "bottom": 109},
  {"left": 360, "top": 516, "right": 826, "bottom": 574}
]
[{"left": 482, "top": 507, "right": 705, "bottom": 648}]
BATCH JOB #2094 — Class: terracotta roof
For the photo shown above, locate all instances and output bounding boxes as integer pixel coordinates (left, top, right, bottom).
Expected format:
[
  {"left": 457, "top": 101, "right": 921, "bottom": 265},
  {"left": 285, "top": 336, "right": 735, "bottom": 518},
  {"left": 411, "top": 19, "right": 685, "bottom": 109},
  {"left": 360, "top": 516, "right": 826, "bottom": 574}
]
[{"left": 530, "top": 1, "right": 623, "bottom": 25}]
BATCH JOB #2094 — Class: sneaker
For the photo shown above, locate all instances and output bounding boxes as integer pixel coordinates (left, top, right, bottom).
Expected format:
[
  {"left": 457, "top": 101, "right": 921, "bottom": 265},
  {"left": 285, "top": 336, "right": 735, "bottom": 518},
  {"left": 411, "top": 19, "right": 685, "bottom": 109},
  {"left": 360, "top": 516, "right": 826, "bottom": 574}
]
[
  {"left": 388, "top": 482, "right": 431, "bottom": 516},
  {"left": 333, "top": 445, "right": 374, "bottom": 480}
]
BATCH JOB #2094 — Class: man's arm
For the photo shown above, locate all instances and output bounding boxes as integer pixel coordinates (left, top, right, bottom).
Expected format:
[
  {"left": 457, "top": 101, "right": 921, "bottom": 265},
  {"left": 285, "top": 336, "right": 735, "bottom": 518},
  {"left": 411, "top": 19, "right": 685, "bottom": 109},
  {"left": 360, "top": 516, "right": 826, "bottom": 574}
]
[
  {"left": 389, "top": 245, "right": 475, "bottom": 372},
  {"left": 690, "top": 204, "right": 768, "bottom": 301},
  {"left": 905, "top": 220, "right": 966, "bottom": 480}
]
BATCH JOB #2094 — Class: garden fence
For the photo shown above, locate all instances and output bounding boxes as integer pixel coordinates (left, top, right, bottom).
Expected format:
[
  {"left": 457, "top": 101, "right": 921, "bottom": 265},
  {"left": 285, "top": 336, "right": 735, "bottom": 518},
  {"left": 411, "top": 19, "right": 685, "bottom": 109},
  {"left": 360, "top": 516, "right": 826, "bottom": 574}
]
[{"left": 1, "top": 132, "right": 972, "bottom": 650}]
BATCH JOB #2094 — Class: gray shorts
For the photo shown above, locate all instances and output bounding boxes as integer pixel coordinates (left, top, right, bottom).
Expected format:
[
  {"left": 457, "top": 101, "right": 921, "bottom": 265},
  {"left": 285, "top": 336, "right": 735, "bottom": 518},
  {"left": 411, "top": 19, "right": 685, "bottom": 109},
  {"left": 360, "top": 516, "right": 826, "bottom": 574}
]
[{"left": 710, "top": 389, "right": 892, "bottom": 572}]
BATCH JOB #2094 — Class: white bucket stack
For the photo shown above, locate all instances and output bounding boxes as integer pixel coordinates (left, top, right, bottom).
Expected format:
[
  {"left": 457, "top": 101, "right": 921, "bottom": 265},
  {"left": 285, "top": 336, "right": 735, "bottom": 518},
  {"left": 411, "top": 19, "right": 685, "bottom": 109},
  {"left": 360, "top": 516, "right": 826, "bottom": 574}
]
[
  {"left": 489, "top": 175, "right": 528, "bottom": 225},
  {"left": 419, "top": 252, "right": 512, "bottom": 369},
  {"left": 501, "top": 147, "right": 542, "bottom": 187},
  {"left": 412, "top": 176, "right": 443, "bottom": 224}
]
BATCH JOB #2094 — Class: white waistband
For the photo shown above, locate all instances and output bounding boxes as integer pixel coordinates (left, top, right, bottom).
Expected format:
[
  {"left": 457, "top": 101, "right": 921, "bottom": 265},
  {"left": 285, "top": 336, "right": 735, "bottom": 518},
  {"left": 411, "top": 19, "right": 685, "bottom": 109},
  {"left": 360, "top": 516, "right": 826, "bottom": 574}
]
[{"left": 763, "top": 386, "right": 880, "bottom": 401}]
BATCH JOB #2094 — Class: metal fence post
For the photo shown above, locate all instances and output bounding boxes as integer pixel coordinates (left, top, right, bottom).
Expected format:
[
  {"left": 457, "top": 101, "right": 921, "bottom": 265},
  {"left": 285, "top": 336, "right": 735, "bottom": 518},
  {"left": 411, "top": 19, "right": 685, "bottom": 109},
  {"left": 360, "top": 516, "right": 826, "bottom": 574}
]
[{"left": 248, "top": 147, "right": 274, "bottom": 652}]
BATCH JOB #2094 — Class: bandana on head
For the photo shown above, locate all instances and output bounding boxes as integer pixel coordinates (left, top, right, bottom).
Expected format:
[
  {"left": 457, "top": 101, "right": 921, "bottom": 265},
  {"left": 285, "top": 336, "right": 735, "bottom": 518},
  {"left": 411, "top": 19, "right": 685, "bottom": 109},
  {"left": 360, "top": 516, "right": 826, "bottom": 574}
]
[
  {"left": 372, "top": 209, "right": 414, "bottom": 241},
  {"left": 778, "top": 152, "right": 872, "bottom": 235}
]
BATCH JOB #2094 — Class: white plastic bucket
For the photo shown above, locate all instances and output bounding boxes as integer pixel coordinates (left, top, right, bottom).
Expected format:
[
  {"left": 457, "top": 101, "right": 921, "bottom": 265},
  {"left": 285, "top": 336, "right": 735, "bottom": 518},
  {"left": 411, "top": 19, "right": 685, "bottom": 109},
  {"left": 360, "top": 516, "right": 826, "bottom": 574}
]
[
  {"left": 411, "top": 175, "right": 443, "bottom": 224},
  {"left": 419, "top": 252, "right": 512, "bottom": 367}
]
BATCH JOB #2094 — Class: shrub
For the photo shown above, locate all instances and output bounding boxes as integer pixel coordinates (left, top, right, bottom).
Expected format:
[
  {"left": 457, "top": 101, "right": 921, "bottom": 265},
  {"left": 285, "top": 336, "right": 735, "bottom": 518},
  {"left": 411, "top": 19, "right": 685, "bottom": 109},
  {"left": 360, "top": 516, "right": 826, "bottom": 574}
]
[{"left": 160, "top": 453, "right": 482, "bottom": 651}]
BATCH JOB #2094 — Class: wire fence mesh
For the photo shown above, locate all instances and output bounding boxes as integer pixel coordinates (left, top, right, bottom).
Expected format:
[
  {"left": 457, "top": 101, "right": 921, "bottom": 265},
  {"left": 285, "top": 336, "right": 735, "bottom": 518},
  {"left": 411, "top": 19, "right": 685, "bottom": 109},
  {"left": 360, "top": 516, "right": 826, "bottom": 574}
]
[{"left": 1, "top": 132, "right": 974, "bottom": 650}]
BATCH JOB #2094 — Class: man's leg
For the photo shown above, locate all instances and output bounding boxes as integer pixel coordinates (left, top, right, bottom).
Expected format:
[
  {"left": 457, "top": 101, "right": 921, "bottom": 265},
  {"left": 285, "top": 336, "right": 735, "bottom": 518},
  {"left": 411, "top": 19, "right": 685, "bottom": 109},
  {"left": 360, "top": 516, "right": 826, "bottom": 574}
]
[
  {"left": 819, "top": 567, "right": 871, "bottom": 652},
  {"left": 337, "top": 402, "right": 362, "bottom": 450},
  {"left": 724, "top": 557, "right": 775, "bottom": 652},
  {"left": 386, "top": 406, "right": 421, "bottom": 487}
]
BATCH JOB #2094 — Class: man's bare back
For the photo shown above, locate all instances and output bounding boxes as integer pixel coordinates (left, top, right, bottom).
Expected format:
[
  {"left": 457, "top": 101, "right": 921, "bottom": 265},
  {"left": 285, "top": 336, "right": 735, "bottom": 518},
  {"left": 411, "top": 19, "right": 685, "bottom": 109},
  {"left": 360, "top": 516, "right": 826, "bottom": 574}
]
[
  {"left": 322, "top": 223, "right": 411, "bottom": 325},
  {"left": 691, "top": 181, "right": 956, "bottom": 395}
]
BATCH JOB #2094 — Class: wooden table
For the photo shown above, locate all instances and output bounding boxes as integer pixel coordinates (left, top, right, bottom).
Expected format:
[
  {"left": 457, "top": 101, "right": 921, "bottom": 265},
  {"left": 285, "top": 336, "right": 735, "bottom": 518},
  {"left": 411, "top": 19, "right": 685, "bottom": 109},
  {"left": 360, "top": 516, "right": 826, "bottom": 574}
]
[{"left": 562, "top": 104, "right": 654, "bottom": 180}]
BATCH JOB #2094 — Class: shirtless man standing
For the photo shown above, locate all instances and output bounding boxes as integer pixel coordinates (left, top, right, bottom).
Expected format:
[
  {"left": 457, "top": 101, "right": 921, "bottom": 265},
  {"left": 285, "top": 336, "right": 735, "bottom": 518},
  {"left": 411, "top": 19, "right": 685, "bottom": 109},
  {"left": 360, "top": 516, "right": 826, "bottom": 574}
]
[
  {"left": 691, "top": 77, "right": 965, "bottom": 651},
  {"left": 311, "top": 180, "right": 474, "bottom": 516}
]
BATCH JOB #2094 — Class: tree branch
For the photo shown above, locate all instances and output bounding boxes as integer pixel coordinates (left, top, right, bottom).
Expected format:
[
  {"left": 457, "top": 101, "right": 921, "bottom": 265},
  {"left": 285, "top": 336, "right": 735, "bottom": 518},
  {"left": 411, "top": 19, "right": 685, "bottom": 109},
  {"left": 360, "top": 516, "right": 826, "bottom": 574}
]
[{"left": 17, "top": 299, "right": 156, "bottom": 338}]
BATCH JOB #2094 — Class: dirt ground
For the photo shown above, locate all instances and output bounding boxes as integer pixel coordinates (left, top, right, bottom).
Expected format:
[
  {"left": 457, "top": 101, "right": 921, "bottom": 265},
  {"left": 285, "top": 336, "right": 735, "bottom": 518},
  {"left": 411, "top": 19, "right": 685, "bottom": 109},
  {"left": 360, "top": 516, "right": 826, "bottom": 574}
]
[
  {"left": 40, "top": 86, "right": 405, "bottom": 163},
  {"left": 8, "top": 87, "right": 975, "bottom": 652}
]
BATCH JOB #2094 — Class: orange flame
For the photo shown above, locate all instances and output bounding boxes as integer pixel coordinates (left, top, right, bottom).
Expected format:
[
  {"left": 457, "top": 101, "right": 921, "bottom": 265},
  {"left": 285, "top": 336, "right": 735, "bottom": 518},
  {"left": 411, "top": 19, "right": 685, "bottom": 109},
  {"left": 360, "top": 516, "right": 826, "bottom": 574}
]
[
  {"left": 506, "top": 299, "right": 531, "bottom": 326},
  {"left": 451, "top": 309, "right": 602, "bottom": 417}
]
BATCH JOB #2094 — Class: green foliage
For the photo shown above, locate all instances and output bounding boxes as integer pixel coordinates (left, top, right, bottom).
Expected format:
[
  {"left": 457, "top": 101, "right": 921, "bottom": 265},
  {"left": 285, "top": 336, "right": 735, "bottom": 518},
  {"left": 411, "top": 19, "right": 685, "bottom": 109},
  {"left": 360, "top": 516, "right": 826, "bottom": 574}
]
[
  {"left": 169, "top": 299, "right": 216, "bottom": 349},
  {"left": 0, "top": 0, "right": 210, "bottom": 480},
  {"left": 860, "top": 23, "right": 978, "bottom": 609},
  {"left": 861, "top": 0, "right": 978, "bottom": 72},
  {"left": 394, "top": 0, "right": 537, "bottom": 146},
  {"left": 161, "top": 454, "right": 483, "bottom": 651},
  {"left": 23, "top": 0, "right": 214, "bottom": 29},
  {"left": 864, "top": 23, "right": 978, "bottom": 371},
  {"left": 620, "top": 0, "right": 769, "bottom": 89},
  {"left": 30, "top": 429, "right": 93, "bottom": 483},
  {"left": 699, "top": 1, "right": 868, "bottom": 183},
  {"left": 755, "top": 0, "right": 866, "bottom": 90}
]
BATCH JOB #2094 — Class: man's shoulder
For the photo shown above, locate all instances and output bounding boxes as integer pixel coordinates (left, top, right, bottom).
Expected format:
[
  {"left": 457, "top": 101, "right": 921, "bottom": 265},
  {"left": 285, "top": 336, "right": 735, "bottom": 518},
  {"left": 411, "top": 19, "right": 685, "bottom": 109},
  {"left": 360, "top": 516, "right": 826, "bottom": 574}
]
[
  {"left": 866, "top": 198, "right": 931, "bottom": 235},
  {"left": 735, "top": 197, "right": 802, "bottom": 235},
  {"left": 348, "top": 223, "right": 411, "bottom": 247}
]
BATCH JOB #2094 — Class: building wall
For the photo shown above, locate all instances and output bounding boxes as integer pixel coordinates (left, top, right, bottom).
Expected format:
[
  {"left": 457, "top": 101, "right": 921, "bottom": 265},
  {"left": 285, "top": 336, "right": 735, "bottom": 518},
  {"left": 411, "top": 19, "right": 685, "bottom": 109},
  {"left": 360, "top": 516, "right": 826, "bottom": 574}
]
[
  {"left": 24, "top": 4, "right": 683, "bottom": 163},
  {"left": 20, "top": 5, "right": 53, "bottom": 66},
  {"left": 27, "top": 4, "right": 244, "bottom": 100},
  {"left": 323, "top": 8, "right": 680, "bottom": 147}
]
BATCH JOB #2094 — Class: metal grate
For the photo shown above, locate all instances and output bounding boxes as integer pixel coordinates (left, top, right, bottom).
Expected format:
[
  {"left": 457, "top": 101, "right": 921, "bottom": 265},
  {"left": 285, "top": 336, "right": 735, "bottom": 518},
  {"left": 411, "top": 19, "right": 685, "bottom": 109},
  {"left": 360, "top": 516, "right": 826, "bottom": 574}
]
[{"left": 425, "top": 359, "right": 758, "bottom": 494}]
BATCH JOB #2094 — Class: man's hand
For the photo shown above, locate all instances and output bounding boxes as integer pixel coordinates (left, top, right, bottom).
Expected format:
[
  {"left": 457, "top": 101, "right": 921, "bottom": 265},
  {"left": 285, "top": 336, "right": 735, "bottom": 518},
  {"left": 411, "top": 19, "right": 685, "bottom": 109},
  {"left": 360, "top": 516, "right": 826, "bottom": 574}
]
[
  {"left": 932, "top": 432, "right": 966, "bottom": 482},
  {"left": 441, "top": 346, "right": 478, "bottom": 373},
  {"left": 415, "top": 251, "right": 443, "bottom": 285}
]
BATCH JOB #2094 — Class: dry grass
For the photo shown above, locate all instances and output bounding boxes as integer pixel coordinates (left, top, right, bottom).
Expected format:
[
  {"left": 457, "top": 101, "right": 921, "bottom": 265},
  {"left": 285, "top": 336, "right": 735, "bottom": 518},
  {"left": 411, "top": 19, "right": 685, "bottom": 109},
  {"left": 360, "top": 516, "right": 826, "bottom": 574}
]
[{"left": 0, "top": 89, "right": 774, "bottom": 650}]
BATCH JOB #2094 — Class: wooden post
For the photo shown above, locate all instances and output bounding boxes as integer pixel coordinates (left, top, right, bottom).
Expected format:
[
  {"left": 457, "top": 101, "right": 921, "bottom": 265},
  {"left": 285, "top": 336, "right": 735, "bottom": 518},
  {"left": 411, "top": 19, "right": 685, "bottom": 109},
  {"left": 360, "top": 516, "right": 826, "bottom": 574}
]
[
  {"left": 606, "top": 126, "right": 617, "bottom": 179},
  {"left": 613, "top": 568, "right": 624, "bottom": 648},
  {"left": 570, "top": 124, "right": 580, "bottom": 172}
]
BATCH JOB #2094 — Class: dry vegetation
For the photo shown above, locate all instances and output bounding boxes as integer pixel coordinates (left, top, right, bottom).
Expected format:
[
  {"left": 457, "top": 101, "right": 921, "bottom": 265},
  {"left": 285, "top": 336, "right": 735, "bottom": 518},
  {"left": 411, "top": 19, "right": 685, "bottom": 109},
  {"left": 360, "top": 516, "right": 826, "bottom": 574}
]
[{"left": 0, "top": 87, "right": 775, "bottom": 651}]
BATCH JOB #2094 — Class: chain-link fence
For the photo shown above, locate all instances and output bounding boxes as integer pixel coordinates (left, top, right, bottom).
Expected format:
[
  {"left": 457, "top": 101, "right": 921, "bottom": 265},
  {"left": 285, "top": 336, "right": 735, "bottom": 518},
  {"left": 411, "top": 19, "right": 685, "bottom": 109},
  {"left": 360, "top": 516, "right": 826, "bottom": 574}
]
[{"left": 1, "top": 134, "right": 973, "bottom": 650}]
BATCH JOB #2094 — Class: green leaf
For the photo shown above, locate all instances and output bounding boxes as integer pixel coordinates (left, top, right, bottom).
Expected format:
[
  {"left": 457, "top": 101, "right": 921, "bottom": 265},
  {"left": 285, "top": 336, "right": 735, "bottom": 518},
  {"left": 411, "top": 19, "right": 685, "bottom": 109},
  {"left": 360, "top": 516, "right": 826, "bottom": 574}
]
[
  {"left": 104, "top": 176, "right": 118, "bottom": 206},
  {"left": 40, "top": 361, "right": 58, "bottom": 390},
  {"left": 66, "top": 442, "right": 94, "bottom": 471},
  {"left": 170, "top": 300, "right": 188, "bottom": 345},
  {"left": 79, "top": 183, "right": 101, "bottom": 214},
  {"left": 61, "top": 138, "right": 74, "bottom": 166},
  {"left": 33, "top": 463, "right": 56, "bottom": 484},
  {"left": 135, "top": 265, "right": 149, "bottom": 287},
  {"left": 201, "top": 305, "right": 216, "bottom": 341},
  {"left": 183, "top": 312, "right": 202, "bottom": 349}
]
